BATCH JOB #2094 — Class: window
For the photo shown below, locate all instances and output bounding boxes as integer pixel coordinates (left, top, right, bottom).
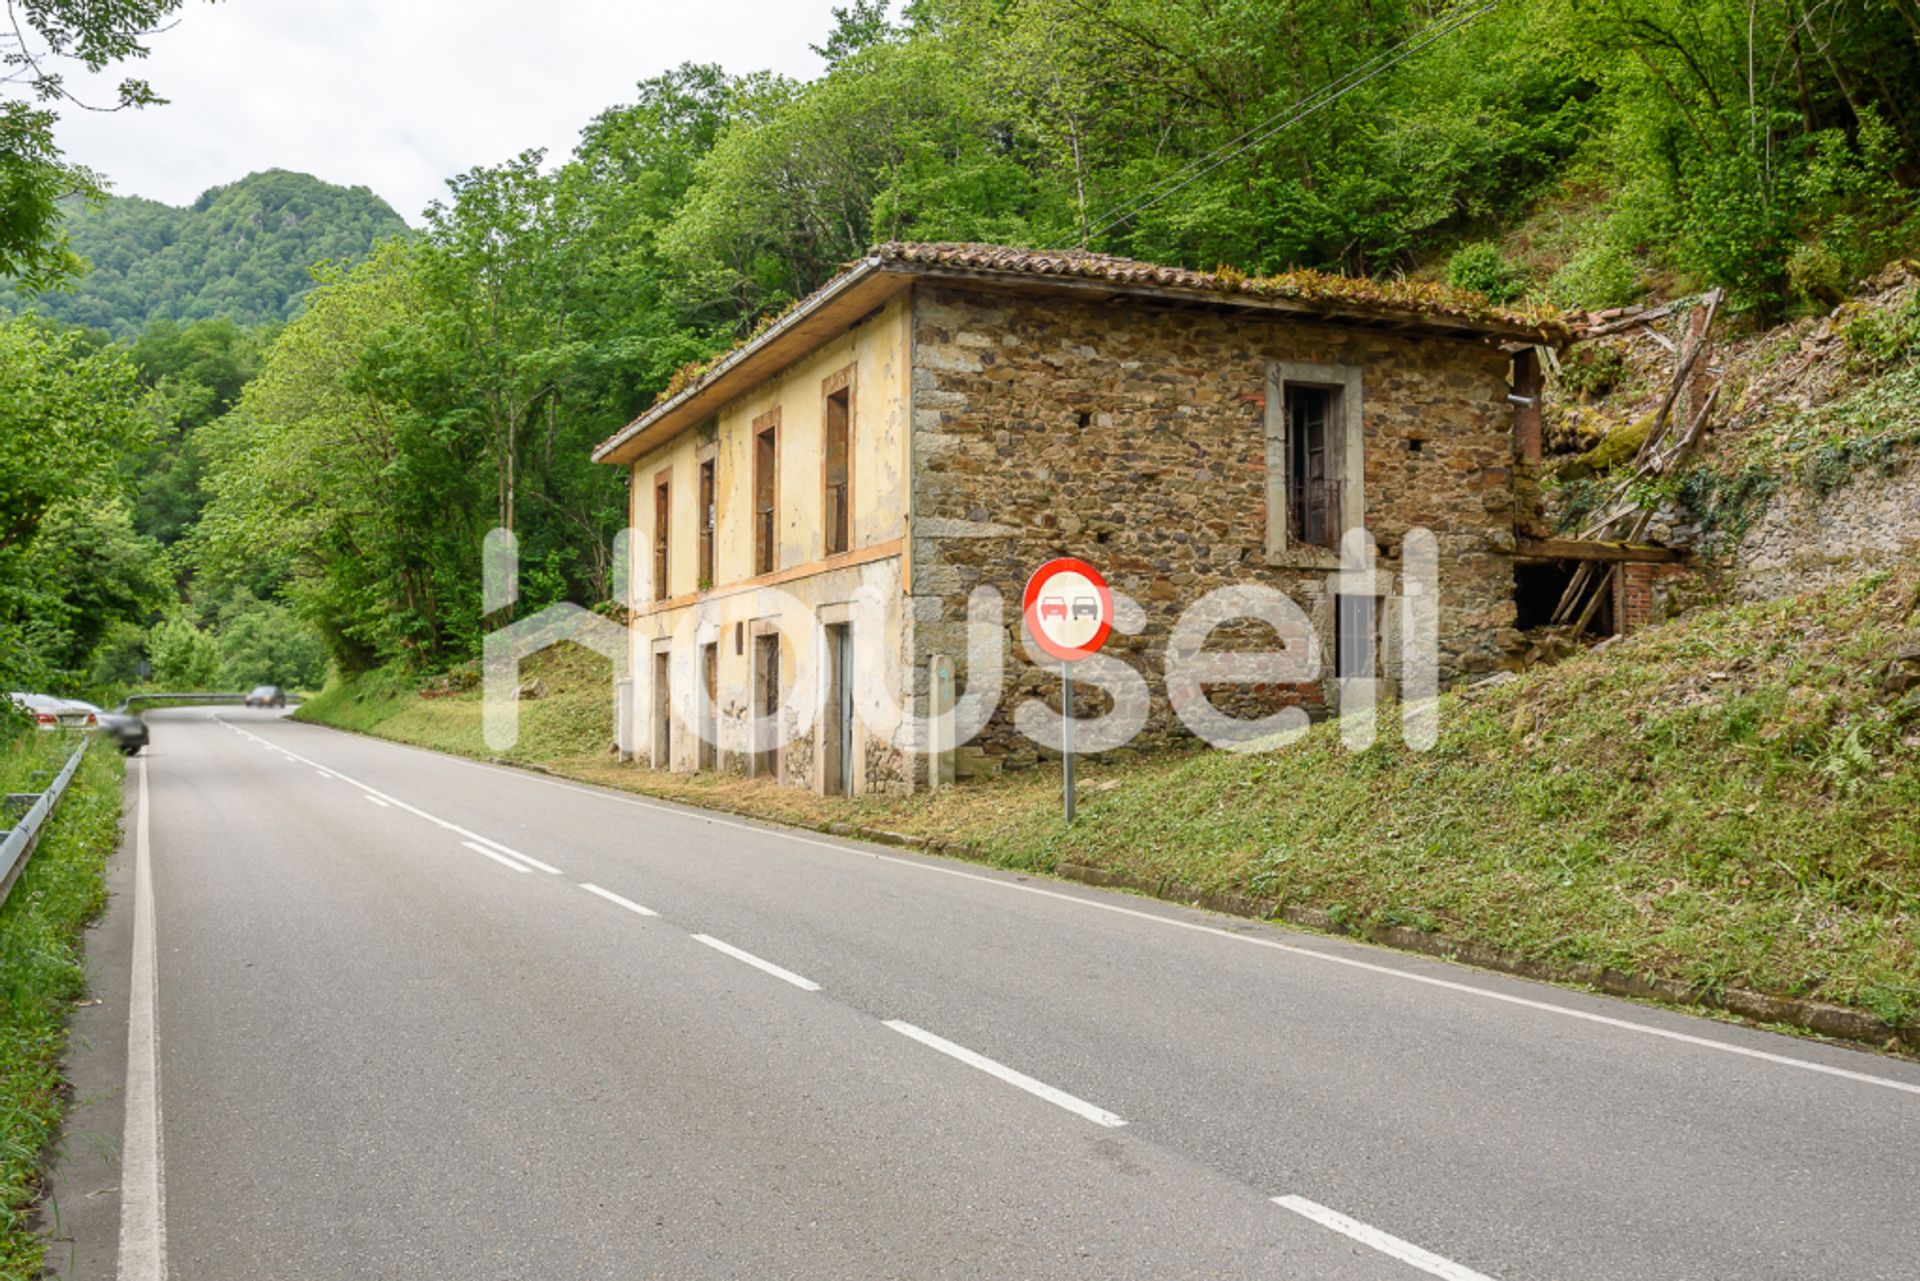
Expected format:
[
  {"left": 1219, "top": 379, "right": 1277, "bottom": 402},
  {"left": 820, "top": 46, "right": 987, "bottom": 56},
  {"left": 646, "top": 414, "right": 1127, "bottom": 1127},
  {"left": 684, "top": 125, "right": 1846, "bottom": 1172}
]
[
  {"left": 1335, "top": 594, "right": 1383, "bottom": 679},
  {"left": 1287, "top": 386, "right": 1336, "bottom": 549},
  {"left": 1265, "top": 362, "right": 1363, "bottom": 561},
  {"left": 754, "top": 411, "right": 779, "bottom": 575},
  {"left": 823, "top": 374, "right": 852, "bottom": 556},
  {"left": 652, "top": 471, "right": 671, "bottom": 602},
  {"left": 697, "top": 458, "right": 716, "bottom": 589}
]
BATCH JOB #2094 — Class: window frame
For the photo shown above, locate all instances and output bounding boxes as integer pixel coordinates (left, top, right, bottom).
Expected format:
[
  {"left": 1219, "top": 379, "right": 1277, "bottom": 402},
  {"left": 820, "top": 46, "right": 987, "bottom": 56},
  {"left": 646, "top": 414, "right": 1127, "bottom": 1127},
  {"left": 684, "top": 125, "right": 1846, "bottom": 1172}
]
[
  {"left": 1265, "top": 361, "right": 1365, "bottom": 566},
  {"left": 820, "top": 364, "right": 855, "bottom": 558},
  {"left": 696, "top": 455, "right": 716, "bottom": 591},
  {"left": 752, "top": 407, "right": 780, "bottom": 577},
  {"left": 652, "top": 467, "right": 672, "bottom": 603}
]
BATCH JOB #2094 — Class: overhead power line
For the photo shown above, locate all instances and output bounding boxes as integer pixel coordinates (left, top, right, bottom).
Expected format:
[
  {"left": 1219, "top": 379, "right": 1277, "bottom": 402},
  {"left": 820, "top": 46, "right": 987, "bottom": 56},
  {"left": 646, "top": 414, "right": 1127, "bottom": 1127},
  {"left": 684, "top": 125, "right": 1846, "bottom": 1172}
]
[{"left": 1071, "top": 0, "right": 1509, "bottom": 249}]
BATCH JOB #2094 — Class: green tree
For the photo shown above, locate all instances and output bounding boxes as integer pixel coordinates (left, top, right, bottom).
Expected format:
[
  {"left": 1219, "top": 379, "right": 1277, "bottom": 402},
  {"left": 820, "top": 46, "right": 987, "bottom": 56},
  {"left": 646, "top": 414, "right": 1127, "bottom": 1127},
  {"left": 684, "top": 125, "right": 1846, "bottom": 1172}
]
[
  {"left": 146, "top": 613, "right": 221, "bottom": 688},
  {"left": 196, "top": 241, "right": 474, "bottom": 671},
  {"left": 126, "top": 316, "right": 272, "bottom": 546},
  {"left": 3, "top": 171, "right": 411, "bottom": 336},
  {"left": 0, "top": 320, "right": 166, "bottom": 692},
  {"left": 215, "top": 592, "right": 329, "bottom": 689},
  {"left": 1, "top": 0, "right": 194, "bottom": 289}
]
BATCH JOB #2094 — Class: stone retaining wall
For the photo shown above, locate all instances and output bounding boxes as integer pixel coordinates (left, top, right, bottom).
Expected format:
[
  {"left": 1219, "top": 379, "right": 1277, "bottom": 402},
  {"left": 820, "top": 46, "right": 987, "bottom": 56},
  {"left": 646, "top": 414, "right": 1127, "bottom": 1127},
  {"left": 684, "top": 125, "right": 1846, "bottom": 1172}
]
[{"left": 1735, "top": 458, "right": 1920, "bottom": 600}]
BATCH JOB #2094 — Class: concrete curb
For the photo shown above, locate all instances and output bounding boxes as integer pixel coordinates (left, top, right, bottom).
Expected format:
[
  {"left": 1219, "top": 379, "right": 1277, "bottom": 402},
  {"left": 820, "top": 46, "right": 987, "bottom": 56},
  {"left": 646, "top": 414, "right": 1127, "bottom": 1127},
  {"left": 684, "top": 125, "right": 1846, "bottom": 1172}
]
[
  {"left": 1039, "top": 859, "right": 1916, "bottom": 1054},
  {"left": 791, "top": 822, "right": 1915, "bottom": 1055}
]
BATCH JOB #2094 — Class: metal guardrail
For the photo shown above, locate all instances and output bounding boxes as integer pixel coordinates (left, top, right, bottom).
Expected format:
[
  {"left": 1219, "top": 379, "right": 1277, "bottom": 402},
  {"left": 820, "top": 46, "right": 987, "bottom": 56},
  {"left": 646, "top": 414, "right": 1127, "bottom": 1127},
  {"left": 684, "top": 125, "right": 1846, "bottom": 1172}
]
[
  {"left": 114, "top": 691, "right": 250, "bottom": 713},
  {"left": 0, "top": 737, "right": 89, "bottom": 910}
]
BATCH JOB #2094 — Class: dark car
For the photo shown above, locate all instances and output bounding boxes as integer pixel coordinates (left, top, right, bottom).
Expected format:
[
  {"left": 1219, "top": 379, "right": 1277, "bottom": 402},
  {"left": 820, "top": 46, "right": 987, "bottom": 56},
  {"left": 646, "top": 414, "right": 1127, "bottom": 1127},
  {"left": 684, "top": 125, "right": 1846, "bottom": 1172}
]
[
  {"left": 245, "top": 685, "right": 287, "bottom": 709},
  {"left": 63, "top": 700, "right": 149, "bottom": 755}
]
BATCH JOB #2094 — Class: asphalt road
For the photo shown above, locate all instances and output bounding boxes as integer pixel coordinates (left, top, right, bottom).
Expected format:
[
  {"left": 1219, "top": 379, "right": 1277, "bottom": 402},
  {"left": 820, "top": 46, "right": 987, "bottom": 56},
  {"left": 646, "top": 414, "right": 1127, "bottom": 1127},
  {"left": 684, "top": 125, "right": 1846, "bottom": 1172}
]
[{"left": 43, "top": 707, "right": 1920, "bottom": 1280}]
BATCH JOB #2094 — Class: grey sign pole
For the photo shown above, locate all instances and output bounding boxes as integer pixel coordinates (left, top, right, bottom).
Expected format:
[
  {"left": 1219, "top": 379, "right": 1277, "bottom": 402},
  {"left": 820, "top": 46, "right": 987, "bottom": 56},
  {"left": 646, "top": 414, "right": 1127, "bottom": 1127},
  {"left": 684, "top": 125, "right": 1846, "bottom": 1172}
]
[{"left": 1062, "top": 668, "right": 1075, "bottom": 825}]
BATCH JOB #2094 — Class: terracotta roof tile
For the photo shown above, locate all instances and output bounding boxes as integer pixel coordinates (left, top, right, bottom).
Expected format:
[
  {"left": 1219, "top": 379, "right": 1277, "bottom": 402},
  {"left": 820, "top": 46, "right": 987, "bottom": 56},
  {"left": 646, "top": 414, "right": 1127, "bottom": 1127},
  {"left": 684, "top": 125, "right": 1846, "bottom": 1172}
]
[
  {"left": 869, "top": 241, "right": 1564, "bottom": 333},
  {"left": 599, "top": 241, "right": 1564, "bottom": 461}
]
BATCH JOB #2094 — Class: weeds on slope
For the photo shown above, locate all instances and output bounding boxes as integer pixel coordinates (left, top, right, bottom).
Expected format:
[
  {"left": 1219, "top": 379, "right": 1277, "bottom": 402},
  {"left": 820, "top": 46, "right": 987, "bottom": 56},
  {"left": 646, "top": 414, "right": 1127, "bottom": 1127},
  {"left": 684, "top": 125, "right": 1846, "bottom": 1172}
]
[{"left": 0, "top": 739, "right": 119, "bottom": 1278}]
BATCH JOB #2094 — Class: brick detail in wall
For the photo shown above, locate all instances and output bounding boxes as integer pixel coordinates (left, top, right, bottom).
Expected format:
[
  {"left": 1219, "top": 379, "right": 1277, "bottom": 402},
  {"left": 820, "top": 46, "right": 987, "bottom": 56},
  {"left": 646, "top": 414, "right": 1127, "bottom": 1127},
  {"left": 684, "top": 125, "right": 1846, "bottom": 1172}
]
[{"left": 1615, "top": 561, "right": 1688, "bottom": 634}]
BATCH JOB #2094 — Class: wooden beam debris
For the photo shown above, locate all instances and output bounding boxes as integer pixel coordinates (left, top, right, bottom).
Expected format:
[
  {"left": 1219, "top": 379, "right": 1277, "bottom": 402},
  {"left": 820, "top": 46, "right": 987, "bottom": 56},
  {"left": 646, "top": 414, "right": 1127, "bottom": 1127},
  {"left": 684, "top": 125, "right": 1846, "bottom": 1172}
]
[
  {"left": 1515, "top": 538, "right": 1686, "bottom": 564},
  {"left": 1550, "top": 288, "right": 1725, "bottom": 637}
]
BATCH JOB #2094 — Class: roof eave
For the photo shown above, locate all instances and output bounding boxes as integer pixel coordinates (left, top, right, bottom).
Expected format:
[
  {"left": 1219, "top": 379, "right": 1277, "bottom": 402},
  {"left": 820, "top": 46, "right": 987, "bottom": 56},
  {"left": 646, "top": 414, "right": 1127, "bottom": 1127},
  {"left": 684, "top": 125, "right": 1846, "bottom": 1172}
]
[
  {"left": 895, "top": 261, "right": 1567, "bottom": 346},
  {"left": 593, "top": 255, "right": 900, "bottom": 466},
  {"left": 594, "top": 257, "right": 1567, "bottom": 468}
]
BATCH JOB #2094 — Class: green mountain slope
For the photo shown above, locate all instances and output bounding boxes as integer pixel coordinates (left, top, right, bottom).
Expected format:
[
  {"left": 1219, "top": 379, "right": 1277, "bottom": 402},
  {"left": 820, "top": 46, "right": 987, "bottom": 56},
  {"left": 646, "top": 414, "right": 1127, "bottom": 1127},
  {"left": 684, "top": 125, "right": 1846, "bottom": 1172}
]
[{"left": 4, "top": 170, "right": 411, "bottom": 336}]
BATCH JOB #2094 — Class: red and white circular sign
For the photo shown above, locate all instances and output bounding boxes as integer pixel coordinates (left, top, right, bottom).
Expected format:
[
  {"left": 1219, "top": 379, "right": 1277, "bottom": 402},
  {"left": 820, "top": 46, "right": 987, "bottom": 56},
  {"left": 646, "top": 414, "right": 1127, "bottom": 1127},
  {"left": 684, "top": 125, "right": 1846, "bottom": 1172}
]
[{"left": 1023, "top": 557, "right": 1115, "bottom": 664}]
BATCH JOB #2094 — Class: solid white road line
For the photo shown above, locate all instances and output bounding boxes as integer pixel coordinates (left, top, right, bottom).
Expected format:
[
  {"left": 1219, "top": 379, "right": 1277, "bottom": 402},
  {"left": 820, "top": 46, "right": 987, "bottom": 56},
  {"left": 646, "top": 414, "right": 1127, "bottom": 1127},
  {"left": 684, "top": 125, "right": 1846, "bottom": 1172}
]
[
  {"left": 117, "top": 757, "right": 167, "bottom": 1281},
  {"left": 884, "top": 1019, "right": 1127, "bottom": 1128},
  {"left": 461, "top": 840, "right": 533, "bottom": 873},
  {"left": 1273, "top": 1196, "right": 1495, "bottom": 1281},
  {"left": 279, "top": 719, "right": 1920, "bottom": 1098},
  {"left": 363, "top": 794, "right": 390, "bottom": 808},
  {"left": 691, "top": 934, "right": 822, "bottom": 992},
  {"left": 578, "top": 882, "right": 659, "bottom": 918}
]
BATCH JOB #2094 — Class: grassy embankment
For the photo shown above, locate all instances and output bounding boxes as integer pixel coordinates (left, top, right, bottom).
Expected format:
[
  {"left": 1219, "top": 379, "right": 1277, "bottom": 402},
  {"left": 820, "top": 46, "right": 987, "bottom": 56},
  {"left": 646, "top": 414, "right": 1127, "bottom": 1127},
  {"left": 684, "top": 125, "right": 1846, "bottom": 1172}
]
[
  {"left": 0, "top": 734, "right": 119, "bottom": 1279},
  {"left": 300, "top": 566, "right": 1920, "bottom": 1038}
]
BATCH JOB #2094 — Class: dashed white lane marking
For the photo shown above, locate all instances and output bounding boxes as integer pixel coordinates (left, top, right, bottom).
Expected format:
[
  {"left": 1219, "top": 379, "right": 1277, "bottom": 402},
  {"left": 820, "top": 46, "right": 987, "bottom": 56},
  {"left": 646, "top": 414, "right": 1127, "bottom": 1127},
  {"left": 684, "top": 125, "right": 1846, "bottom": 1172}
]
[
  {"left": 363, "top": 795, "right": 390, "bottom": 809},
  {"left": 273, "top": 718, "right": 1920, "bottom": 1099},
  {"left": 466, "top": 835, "right": 561, "bottom": 875},
  {"left": 461, "top": 840, "right": 533, "bottom": 874},
  {"left": 218, "top": 720, "right": 566, "bottom": 879},
  {"left": 315, "top": 769, "right": 336, "bottom": 780},
  {"left": 884, "top": 1019, "right": 1126, "bottom": 1128},
  {"left": 579, "top": 882, "right": 659, "bottom": 918},
  {"left": 1273, "top": 1196, "right": 1495, "bottom": 1281},
  {"left": 117, "top": 756, "right": 167, "bottom": 1281},
  {"left": 691, "top": 934, "right": 822, "bottom": 992}
]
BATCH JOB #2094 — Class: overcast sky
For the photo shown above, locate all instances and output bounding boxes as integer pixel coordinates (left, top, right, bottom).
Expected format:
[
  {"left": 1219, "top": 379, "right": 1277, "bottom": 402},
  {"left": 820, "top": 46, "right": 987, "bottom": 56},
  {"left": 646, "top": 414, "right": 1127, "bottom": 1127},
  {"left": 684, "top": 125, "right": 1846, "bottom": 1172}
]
[{"left": 51, "top": 1, "right": 849, "bottom": 224}]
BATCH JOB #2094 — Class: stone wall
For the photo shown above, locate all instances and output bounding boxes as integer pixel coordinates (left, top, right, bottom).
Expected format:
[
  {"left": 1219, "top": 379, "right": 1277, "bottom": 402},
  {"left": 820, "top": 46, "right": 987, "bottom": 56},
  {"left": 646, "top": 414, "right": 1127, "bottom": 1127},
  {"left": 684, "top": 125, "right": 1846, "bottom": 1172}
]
[
  {"left": 907, "top": 284, "right": 1523, "bottom": 766},
  {"left": 1734, "top": 458, "right": 1920, "bottom": 600}
]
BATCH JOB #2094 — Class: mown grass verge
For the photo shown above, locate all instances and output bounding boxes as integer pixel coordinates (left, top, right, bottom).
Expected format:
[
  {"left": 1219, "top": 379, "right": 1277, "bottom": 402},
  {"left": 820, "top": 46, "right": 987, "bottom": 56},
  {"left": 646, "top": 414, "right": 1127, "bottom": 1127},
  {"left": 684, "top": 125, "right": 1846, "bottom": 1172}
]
[
  {"left": 299, "top": 567, "right": 1920, "bottom": 1042},
  {"left": 0, "top": 736, "right": 119, "bottom": 1278}
]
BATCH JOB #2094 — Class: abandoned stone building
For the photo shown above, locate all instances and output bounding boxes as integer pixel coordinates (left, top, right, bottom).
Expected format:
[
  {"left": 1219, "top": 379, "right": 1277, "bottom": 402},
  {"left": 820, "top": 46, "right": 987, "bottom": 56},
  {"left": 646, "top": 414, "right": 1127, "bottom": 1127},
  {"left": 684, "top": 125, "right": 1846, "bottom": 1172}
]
[{"left": 593, "top": 242, "right": 1605, "bottom": 796}]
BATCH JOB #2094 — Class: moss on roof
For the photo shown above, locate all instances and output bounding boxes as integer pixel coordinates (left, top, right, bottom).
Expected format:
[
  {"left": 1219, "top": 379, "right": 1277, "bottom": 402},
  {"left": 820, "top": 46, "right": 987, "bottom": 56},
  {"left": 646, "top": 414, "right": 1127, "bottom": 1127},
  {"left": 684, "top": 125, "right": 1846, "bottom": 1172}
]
[{"left": 640, "top": 241, "right": 1565, "bottom": 421}]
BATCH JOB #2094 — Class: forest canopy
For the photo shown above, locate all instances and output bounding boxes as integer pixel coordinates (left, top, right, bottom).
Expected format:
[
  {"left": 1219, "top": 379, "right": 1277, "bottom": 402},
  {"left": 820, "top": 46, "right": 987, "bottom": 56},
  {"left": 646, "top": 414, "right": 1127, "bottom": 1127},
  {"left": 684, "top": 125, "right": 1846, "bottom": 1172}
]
[
  {"left": 2, "top": 170, "right": 412, "bottom": 336},
  {"left": 10, "top": 0, "right": 1920, "bottom": 697}
]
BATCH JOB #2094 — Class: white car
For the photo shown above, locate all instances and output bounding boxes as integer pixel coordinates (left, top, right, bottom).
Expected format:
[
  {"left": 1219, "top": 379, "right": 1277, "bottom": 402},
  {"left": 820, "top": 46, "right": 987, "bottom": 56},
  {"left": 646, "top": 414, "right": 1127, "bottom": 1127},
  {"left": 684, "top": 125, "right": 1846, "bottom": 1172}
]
[{"left": 9, "top": 692, "right": 96, "bottom": 731}]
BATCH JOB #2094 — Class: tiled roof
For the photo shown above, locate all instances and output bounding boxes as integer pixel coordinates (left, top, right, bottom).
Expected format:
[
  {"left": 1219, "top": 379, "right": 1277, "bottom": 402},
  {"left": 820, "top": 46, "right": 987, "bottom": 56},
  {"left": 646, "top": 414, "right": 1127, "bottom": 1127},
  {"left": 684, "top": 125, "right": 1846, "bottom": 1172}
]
[
  {"left": 869, "top": 241, "right": 1564, "bottom": 333},
  {"left": 596, "top": 241, "right": 1564, "bottom": 462}
]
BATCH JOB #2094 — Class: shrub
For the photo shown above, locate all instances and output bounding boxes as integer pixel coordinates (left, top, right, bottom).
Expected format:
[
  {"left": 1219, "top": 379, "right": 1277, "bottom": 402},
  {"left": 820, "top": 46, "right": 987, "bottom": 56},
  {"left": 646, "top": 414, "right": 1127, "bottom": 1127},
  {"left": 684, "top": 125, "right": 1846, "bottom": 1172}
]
[
  {"left": 1547, "top": 242, "right": 1643, "bottom": 311},
  {"left": 1674, "top": 151, "right": 1793, "bottom": 317},
  {"left": 1446, "top": 242, "right": 1526, "bottom": 304},
  {"left": 1842, "top": 290, "right": 1920, "bottom": 375},
  {"left": 1558, "top": 345, "right": 1629, "bottom": 399}
]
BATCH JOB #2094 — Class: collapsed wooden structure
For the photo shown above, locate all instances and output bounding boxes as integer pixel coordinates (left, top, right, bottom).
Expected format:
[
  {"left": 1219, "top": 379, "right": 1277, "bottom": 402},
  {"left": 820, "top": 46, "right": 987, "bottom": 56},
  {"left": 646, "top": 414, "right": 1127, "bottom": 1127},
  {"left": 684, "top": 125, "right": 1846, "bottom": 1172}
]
[{"left": 1547, "top": 288, "right": 1727, "bottom": 637}]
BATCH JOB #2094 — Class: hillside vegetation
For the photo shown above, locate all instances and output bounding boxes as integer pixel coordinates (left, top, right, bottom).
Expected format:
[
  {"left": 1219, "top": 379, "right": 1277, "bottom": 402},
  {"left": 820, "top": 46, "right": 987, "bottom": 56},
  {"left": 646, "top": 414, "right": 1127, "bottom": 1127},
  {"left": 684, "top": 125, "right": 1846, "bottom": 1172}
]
[
  {"left": 184, "top": 0, "right": 1920, "bottom": 685},
  {"left": 300, "top": 562, "right": 1920, "bottom": 1040},
  {"left": 0, "top": 739, "right": 120, "bottom": 1274},
  {"left": 2, "top": 171, "right": 409, "bottom": 336}
]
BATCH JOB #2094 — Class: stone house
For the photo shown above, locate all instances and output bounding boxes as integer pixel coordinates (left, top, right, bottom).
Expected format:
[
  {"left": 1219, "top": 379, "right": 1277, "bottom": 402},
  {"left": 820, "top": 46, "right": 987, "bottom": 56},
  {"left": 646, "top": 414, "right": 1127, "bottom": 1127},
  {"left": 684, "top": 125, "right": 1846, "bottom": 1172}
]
[{"left": 592, "top": 242, "right": 1579, "bottom": 795}]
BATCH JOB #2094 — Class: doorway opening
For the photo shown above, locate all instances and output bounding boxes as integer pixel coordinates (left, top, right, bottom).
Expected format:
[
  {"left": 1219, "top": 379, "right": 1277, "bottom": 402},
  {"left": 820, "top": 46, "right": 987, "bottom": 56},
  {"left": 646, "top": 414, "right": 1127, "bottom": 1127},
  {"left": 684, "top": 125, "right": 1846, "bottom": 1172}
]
[
  {"left": 651, "top": 648, "right": 671, "bottom": 770},
  {"left": 822, "top": 623, "right": 853, "bottom": 796},
  {"left": 753, "top": 633, "right": 781, "bottom": 781},
  {"left": 698, "top": 642, "right": 718, "bottom": 771},
  {"left": 1514, "top": 562, "right": 1615, "bottom": 635}
]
